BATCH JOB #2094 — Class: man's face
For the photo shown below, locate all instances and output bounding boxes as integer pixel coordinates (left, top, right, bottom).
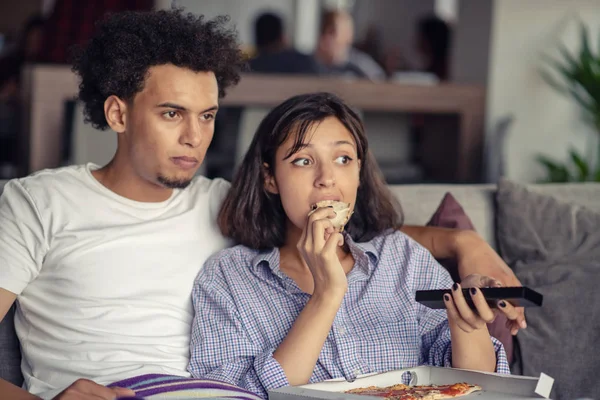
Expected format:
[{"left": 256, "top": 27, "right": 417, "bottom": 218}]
[{"left": 123, "top": 64, "right": 219, "bottom": 189}]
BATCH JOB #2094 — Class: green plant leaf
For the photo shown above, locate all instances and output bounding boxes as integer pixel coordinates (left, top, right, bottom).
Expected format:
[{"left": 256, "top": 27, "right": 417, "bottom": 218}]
[
  {"left": 594, "top": 164, "right": 600, "bottom": 182},
  {"left": 536, "top": 155, "right": 572, "bottom": 182},
  {"left": 580, "top": 23, "right": 593, "bottom": 62},
  {"left": 539, "top": 68, "right": 569, "bottom": 94},
  {"left": 569, "top": 148, "right": 590, "bottom": 181}
]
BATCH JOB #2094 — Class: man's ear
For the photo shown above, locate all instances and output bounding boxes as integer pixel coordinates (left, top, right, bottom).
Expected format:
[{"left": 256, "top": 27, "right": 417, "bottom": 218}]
[
  {"left": 104, "top": 95, "right": 128, "bottom": 133},
  {"left": 263, "top": 163, "right": 279, "bottom": 194}
]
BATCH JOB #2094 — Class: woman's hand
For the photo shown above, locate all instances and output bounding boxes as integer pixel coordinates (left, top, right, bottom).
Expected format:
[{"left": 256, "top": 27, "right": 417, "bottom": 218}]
[
  {"left": 446, "top": 274, "right": 500, "bottom": 372},
  {"left": 297, "top": 207, "right": 346, "bottom": 297},
  {"left": 445, "top": 274, "right": 522, "bottom": 334},
  {"left": 454, "top": 231, "right": 527, "bottom": 334}
]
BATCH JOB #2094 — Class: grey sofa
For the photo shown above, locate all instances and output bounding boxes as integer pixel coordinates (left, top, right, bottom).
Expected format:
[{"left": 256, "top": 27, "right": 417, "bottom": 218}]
[{"left": 1, "top": 180, "right": 599, "bottom": 398}]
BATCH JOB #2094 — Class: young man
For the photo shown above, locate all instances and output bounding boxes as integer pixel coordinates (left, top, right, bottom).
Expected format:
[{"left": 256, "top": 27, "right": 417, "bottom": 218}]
[{"left": 0, "top": 8, "right": 523, "bottom": 400}]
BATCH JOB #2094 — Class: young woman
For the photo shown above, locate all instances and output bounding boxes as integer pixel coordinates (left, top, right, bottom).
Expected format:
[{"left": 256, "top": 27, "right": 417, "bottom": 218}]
[{"left": 187, "top": 92, "right": 511, "bottom": 399}]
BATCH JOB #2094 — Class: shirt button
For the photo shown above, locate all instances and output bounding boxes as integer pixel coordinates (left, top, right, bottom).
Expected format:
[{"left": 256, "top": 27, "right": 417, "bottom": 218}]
[
  {"left": 338, "top": 326, "right": 346, "bottom": 335},
  {"left": 354, "top": 369, "right": 361, "bottom": 376}
]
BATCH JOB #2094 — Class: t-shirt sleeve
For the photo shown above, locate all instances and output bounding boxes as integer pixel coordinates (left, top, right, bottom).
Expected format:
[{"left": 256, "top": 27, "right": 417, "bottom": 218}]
[{"left": 0, "top": 180, "right": 47, "bottom": 295}]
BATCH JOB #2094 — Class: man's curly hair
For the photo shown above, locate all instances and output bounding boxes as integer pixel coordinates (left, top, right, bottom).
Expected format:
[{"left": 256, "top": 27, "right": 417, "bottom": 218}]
[{"left": 71, "top": 9, "right": 246, "bottom": 130}]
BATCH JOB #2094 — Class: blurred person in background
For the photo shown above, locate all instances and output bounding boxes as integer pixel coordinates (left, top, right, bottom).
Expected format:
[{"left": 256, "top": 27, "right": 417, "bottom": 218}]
[
  {"left": 415, "top": 14, "right": 452, "bottom": 81},
  {"left": 249, "top": 12, "right": 320, "bottom": 75},
  {"left": 387, "top": 14, "right": 452, "bottom": 82},
  {"left": 314, "top": 9, "right": 386, "bottom": 81}
]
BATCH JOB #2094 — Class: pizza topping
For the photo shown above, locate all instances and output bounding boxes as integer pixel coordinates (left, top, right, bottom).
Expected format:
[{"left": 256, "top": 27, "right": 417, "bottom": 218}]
[{"left": 344, "top": 382, "right": 482, "bottom": 400}]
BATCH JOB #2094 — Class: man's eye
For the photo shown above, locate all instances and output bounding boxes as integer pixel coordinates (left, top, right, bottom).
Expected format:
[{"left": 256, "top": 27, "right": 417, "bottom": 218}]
[
  {"left": 164, "top": 111, "right": 178, "bottom": 119},
  {"left": 202, "top": 114, "right": 214, "bottom": 121},
  {"left": 292, "top": 158, "right": 311, "bottom": 166}
]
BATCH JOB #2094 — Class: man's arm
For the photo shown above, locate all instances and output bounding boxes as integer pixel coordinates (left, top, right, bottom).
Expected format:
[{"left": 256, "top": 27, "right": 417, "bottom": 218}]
[
  {"left": 400, "top": 225, "right": 460, "bottom": 260},
  {"left": 0, "top": 287, "right": 16, "bottom": 322},
  {"left": 0, "top": 379, "right": 40, "bottom": 399},
  {"left": 400, "top": 226, "right": 517, "bottom": 284}
]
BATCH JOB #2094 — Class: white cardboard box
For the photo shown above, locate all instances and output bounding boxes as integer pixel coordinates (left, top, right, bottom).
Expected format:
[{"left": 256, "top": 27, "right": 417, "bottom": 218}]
[{"left": 269, "top": 366, "right": 554, "bottom": 400}]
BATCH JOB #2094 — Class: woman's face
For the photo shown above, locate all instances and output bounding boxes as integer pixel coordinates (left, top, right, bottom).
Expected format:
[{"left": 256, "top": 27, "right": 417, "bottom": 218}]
[{"left": 265, "top": 116, "right": 360, "bottom": 233}]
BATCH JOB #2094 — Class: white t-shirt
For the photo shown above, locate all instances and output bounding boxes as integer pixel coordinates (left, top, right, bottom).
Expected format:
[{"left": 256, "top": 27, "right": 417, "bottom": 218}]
[{"left": 0, "top": 164, "right": 232, "bottom": 399}]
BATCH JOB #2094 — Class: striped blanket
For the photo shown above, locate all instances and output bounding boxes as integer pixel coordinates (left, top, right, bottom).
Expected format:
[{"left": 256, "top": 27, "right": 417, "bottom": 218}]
[{"left": 109, "top": 374, "right": 263, "bottom": 400}]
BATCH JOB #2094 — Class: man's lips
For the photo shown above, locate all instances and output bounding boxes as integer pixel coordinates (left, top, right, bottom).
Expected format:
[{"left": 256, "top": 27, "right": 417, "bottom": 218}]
[{"left": 171, "top": 156, "right": 199, "bottom": 170}]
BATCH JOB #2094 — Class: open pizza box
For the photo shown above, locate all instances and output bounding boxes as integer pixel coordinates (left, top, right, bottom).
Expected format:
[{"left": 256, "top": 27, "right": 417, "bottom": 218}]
[{"left": 269, "top": 366, "right": 555, "bottom": 400}]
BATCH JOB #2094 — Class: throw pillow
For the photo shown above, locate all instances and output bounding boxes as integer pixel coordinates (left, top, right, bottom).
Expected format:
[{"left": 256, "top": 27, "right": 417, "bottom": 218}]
[
  {"left": 496, "top": 179, "right": 600, "bottom": 400},
  {"left": 426, "top": 192, "right": 513, "bottom": 364}
]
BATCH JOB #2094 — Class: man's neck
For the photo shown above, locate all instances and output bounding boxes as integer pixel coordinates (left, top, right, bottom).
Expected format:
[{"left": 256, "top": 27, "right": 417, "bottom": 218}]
[{"left": 91, "top": 159, "right": 174, "bottom": 203}]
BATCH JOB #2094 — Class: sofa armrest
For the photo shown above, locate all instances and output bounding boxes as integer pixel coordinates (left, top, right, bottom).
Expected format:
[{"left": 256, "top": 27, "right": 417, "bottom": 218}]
[{"left": 0, "top": 378, "right": 40, "bottom": 399}]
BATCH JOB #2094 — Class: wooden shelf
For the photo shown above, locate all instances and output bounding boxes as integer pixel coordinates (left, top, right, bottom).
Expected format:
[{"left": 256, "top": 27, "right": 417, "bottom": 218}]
[{"left": 21, "top": 66, "right": 485, "bottom": 182}]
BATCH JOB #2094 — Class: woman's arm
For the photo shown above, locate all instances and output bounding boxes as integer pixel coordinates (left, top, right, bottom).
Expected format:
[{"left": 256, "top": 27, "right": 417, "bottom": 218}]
[
  {"left": 276, "top": 208, "right": 348, "bottom": 385},
  {"left": 273, "top": 291, "right": 343, "bottom": 385},
  {"left": 444, "top": 284, "right": 497, "bottom": 372},
  {"left": 407, "top": 238, "right": 509, "bottom": 374},
  {"left": 190, "top": 209, "right": 348, "bottom": 397},
  {"left": 443, "top": 276, "right": 515, "bottom": 373}
]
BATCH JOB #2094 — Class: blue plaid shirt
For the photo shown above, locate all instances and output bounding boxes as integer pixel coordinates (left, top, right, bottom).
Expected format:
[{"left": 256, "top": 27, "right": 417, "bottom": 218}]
[{"left": 188, "top": 230, "right": 509, "bottom": 399}]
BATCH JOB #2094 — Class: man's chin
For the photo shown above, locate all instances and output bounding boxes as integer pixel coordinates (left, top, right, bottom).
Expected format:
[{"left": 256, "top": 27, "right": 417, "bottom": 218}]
[{"left": 157, "top": 175, "right": 193, "bottom": 189}]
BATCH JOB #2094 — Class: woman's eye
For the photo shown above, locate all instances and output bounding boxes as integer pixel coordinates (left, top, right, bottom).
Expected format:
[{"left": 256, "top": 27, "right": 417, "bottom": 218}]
[
  {"left": 336, "top": 155, "right": 352, "bottom": 164},
  {"left": 292, "top": 158, "right": 311, "bottom": 166}
]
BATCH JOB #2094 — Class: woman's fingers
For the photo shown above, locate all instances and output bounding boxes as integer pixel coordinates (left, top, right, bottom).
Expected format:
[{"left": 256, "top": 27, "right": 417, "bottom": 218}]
[
  {"left": 301, "top": 208, "right": 336, "bottom": 253},
  {"left": 450, "top": 283, "right": 485, "bottom": 330},
  {"left": 469, "top": 287, "right": 496, "bottom": 323},
  {"left": 444, "top": 293, "right": 474, "bottom": 333},
  {"left": 323, "top": 232, "right": 344, "bottom": 256}
]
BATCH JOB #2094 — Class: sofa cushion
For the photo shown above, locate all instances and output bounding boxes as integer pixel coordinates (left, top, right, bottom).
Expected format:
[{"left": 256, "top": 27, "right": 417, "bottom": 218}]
[
  {"left": 496, "top": 179, "right": 600, "bottom": 400},
  {"left": 389, "top": 184, "right": 497, "bottom": 249}
]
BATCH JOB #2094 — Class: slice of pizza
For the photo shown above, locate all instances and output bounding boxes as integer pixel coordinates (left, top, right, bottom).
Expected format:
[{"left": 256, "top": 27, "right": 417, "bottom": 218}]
[
  {"left": 308, "top": 200, "right": 353, "bottom": 231},
  {"left": 345, "top": 382, "right": 482, "bottom": 400}
]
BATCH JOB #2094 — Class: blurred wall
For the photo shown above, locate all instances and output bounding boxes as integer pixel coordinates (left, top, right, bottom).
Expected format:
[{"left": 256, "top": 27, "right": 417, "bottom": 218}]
[
  {"left": 450, "top": 0, "right": 493, "bottom": 85},
  {"left": 487, "top": 0, "right": 600, "bottom": 183},
  {"left": 160, "top": 0, "right": 296, "bottom": 47}
]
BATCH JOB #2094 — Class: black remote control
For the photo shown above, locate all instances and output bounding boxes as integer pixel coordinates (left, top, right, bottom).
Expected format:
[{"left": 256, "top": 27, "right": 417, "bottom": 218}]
[{"left": 415, "top": 286, "right": 543, "bottom": 310}]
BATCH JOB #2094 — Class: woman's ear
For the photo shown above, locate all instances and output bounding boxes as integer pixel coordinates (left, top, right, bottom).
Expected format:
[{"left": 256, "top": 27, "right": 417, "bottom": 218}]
[{"left": 263, "top": 163, "right": 279, "bottom": 194}]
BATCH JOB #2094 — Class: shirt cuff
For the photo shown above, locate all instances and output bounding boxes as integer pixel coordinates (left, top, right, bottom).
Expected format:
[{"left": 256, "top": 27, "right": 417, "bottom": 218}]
[
  {"left": 492, "top": 337, "right": 511, "bottom": 374},
  {"left": 253, "top": 348, "right": 290, "bottom": 392}
]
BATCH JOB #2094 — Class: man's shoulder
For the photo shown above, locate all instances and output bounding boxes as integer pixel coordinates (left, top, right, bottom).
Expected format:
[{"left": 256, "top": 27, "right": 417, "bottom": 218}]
[{"left": 3, "top": 165, "right": 90, "bottom": 201}]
